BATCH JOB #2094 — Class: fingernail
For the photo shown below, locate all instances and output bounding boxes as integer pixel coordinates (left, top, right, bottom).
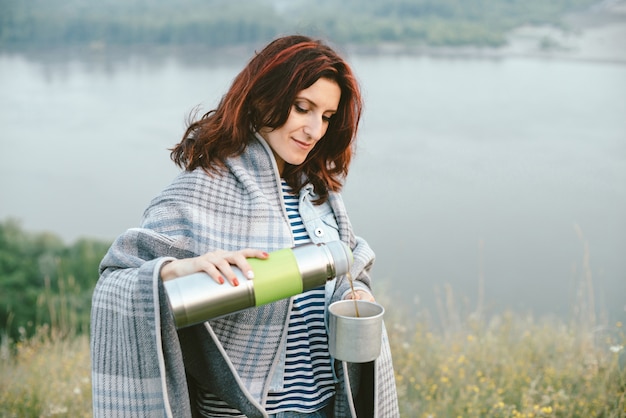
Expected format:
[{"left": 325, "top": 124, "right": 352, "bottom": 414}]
[
  {"left": 262, "top": 252, "right": 269, "bottom": 258},
  {"left": 246, "top": 270, "right": 254, "bottom": 279},
  {"left": 218, "top": 276, "right": 225, "bottom": 285},
  {"left": 233, "top": 278, "right": 239, "bottom": 286}
]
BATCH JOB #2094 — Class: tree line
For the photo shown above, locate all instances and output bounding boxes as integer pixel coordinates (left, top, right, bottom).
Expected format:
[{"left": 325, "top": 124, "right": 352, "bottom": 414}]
[
  {"left": 0, "top": 0, "right": 599, "bottom": 50},
  {"left": 0, "top": 219, "right": 110, "bottom": 342}
]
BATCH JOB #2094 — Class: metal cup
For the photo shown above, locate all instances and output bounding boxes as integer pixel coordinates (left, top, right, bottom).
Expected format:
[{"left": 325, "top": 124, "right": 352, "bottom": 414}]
[{"left": 328, "top": 300, "right": 384, "bottom": 363}]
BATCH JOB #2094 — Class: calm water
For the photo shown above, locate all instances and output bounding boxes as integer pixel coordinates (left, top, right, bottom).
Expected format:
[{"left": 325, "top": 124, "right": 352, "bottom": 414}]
[{"left": 1, "top": 45, "right": 624, "bottom": 321}]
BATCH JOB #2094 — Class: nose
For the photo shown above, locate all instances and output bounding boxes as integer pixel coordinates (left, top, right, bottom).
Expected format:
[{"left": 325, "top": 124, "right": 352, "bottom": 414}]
[{"left": 303, "top": 115, "right": 325, "bottom": 141}]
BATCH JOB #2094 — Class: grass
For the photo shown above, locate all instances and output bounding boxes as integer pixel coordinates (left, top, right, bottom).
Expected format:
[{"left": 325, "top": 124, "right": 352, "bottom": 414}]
[
  {"left": 1, "top": 309, "right": 624, "bottom": 417},
  {"left": 0, "top": 325, "right": 91, "bottom": 417},
  {"left": 385, "top": 229, "right": 626, "bottom": 417},
  {"left": 2, "top": 228, "right": 625, "bottom": 417},
  {"left": 389, "top": 308, "right": 626, "bottom": 417}
]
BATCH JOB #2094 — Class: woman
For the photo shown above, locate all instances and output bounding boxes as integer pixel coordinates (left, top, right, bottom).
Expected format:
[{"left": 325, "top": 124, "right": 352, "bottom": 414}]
[{"left": 91, "top": 35, "right": 399, "bottom": 418}]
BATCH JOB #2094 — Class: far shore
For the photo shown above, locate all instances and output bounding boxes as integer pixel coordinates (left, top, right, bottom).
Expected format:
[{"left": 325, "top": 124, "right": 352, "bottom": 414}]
[{"left": 1, "top": 2, "right": 624, "bottom": 68}]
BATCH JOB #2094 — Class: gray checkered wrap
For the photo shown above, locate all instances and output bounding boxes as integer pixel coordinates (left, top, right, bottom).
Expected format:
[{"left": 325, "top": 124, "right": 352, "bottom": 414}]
[{"left": 91, "top": 136, "right": 399, "bottom": 417}]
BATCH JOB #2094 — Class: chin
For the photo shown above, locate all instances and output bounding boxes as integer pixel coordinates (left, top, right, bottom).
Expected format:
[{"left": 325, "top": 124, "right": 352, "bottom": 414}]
[{"left": 286, "top": 156, "right": 308, "bottom": 166}]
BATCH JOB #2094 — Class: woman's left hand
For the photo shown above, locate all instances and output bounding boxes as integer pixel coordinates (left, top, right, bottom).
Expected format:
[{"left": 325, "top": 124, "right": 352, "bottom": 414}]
[{"left": 345, "top": 289, "right": 375, "bottom": 302}]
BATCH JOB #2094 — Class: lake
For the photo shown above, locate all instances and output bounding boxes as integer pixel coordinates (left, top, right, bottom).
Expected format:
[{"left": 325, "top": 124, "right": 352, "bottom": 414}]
[{"left": 1, "top": 25, "right": 625, "bottom": 322}]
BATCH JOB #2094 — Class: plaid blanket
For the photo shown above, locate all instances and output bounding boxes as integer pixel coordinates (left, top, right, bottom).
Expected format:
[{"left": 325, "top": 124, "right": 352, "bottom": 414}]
[{"left": 90, "top": 136, "right": 399, "bottom": 417}]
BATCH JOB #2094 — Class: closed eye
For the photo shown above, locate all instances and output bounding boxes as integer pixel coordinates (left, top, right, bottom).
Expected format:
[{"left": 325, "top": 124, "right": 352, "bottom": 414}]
[
  {"left": 294, "top": 101, "right": 335, "bottom": 122},
  {"left": 294, "top": 103, "right": 309, "bottom": 114}
]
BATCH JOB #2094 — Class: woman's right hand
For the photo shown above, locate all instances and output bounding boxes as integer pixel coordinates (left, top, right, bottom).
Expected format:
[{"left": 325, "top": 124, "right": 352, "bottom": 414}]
[{"left": 160, "top": 248, "right": 269, "bottom": 286}]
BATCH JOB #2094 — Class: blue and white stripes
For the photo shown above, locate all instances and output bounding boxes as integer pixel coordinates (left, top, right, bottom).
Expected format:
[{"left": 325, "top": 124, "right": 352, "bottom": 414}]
[
  {"left": 264, "top": 181, "right": 334, "bottom": 414},
  {"left": 282, "top": 181, "right": 310, "bottom": 246}
]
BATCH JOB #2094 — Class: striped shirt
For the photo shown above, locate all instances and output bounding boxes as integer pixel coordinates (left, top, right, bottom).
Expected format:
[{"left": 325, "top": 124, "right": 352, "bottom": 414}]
[
  {"left": 264, "top": 181, "right": 334, "bottom": 413},
  {"left": 195, "top": 181, "right": 334, "bottom": 417},
  {"left": 282, "top": 180, "right": 311, "bottom": 245}
]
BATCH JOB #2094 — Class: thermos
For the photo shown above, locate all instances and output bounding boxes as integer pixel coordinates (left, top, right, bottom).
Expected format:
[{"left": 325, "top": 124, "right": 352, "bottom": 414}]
[{"left": 164, "top": 241, "right": 353, "bottom": 328}]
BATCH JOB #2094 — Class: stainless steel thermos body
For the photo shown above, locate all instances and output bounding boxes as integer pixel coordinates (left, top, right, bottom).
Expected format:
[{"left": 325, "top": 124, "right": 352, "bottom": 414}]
[{"left": 163, "top": 241, "right": 353, "bottom": 328}]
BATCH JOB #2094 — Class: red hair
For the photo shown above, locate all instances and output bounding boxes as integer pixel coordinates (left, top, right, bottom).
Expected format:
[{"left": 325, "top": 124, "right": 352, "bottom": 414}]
[{"left": 170, "top": 35, "right": 363, "bottom": 203}]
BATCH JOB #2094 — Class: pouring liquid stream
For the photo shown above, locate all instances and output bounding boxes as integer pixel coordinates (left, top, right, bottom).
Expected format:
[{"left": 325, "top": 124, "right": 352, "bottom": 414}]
[{"left": 346, "top": 271, "right": 360, "bottom": 317}]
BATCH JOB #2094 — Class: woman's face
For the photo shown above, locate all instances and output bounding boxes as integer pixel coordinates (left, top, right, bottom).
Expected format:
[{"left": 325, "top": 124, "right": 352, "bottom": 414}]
[{"left": 259, "top": 77, "right": 341, "bottom": 175}]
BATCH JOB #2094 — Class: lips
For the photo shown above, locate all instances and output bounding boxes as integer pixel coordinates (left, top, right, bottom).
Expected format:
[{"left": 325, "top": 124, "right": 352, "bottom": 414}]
[{"left": 292, "top": 137, "right": 313, "bottom": 150}]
